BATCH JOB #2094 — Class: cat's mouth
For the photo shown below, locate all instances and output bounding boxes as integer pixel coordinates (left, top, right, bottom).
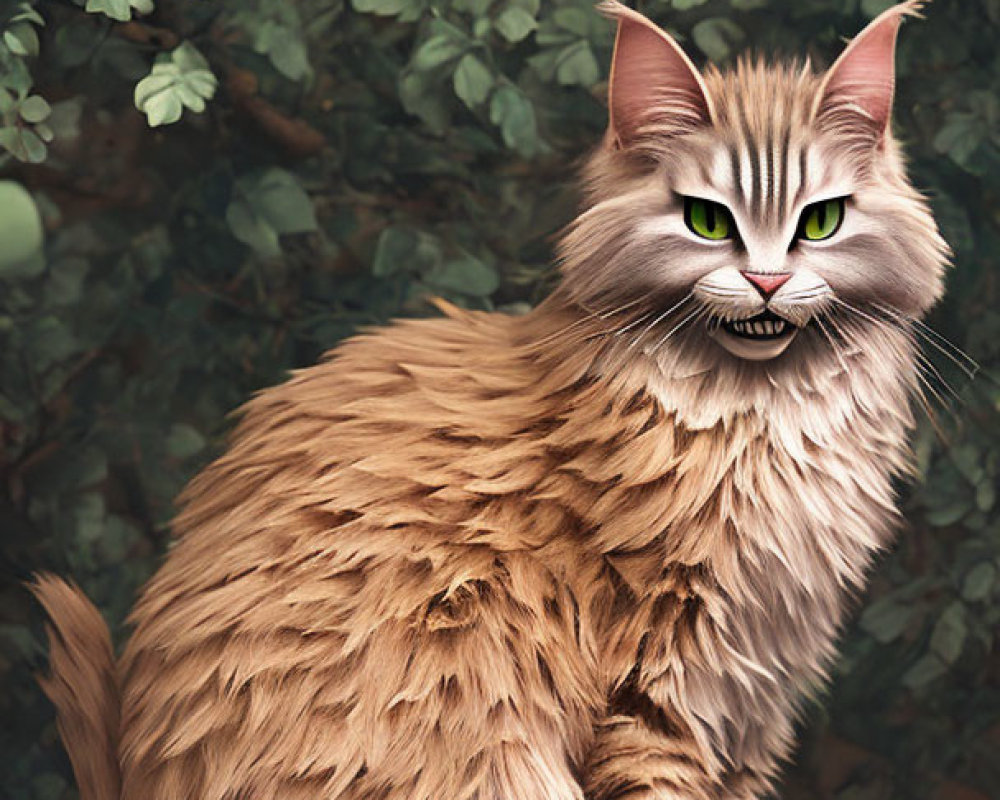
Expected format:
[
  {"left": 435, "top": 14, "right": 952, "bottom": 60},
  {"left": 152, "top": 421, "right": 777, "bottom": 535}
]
[{"left": 707, "top": 311, "right": 801, "bottom": 361}]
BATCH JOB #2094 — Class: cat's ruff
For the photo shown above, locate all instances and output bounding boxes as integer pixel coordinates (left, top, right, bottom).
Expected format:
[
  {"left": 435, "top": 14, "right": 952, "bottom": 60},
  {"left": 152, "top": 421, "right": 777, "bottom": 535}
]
[{"left": 33, "top": 2, "right": 947, "bottom": 799}]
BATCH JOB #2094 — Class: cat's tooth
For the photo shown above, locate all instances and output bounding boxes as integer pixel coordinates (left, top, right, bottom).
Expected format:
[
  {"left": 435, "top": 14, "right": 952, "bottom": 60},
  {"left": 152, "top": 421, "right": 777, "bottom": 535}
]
[
  {"left": 764, "top": 321, "right": 774, "bottom": 335},
  {"left": 774, "top": 321, "right": 785, "bottom": 334},
  {"left": 753, "top": 322, "right": 765, "bottom": 336}
]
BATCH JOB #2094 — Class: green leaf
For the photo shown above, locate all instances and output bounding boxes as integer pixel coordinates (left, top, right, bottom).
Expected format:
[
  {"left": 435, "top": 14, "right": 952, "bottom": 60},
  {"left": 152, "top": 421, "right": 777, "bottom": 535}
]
[
  {"left": 73, "top": 447, "right": 109, "bottom": 488},
  {"left": 85, "top": 0, "right": 153, "bottom": 22},
  {"left": 950, "top": 443, "right": 983, "bottom": 484},
  {"left": 226, "top": 201, "right": 280, "bottom": 259},
  {"left": 0, "top": 124, "right": 46, "bottom": 162},
  {"left": 489, "top": 84, "right": 539, "bottom": 157},
  {"left": 861, "top": 0, "right": 897, "bottom": 17},
  {"left": 691, "top": 18, "right": 745, "bottom": 61},
  {"left": 18, "top": 94, "right": 51, "bottom": 123},
  {"left": 975, "top": 478, "right": 995, "bottom": 511},
  {"left": 0, "top": 180, "right": 43, "bottom": 275},
  {"left": 46, "top": 97, "right": 85, "bottom": 142},
  {"left": 672, "top": 0, "right": 710, "bottom": 8},
  {"left": 45, "top": 257, "right": 89, "bottom": 306},
  {"left": 135, "top": 75, "right": 183, "bottom": 126},
  {"left": 412, "top": 30, "right": 469, "bottom": 72},
  {"left": 507, "top": 0, "right": 539, "bottom": 14},
  {"left": 424, "top": 253, "right": 499, "bottom": 297},
  {"left": 372, "top": 226, "right": 418, "bottom": 277},
  {"left": 453, "top": 0, "right": 492, "bottom": 15},
  {"left": 962, "top": 562, "right": 996, "bottom": 602},
  {"left": 134, "top": 43, "right": 217, "bottom": 127},
  {"left": 925, "top": 499, "right": 970, "bottom": 527},
  {"left": 3, "top": 22, "right": 39, "bottom": 57},
  {"left": 11, "top": 5, "right": 46, "bottom": 27},
  {"left": 74, "top": 492, "right": 106, "bottom": 544},
  {"left": 171, "top": 40, "right": 210, "bottom": 72},
  {"left": 226, "top": 168, "right": 318, "bottom": 257},
  {"left": 494, "top": 6, "right": 536, "bottom": 43},
  {"left": 29, "top": 316, "right": 79, "bottom": 369},
  {"left": 399, "top": 70, "right": 451, "bottom": 133},
  {"left": 453, "top": 54, "right": 494, "bottom": 108},
  {"left": 859, "top": 597, "right": 914, "bottom": 644},
  {"left": 255, "top": 22, "right": 311, "bottom": 81},
  {"left": 0, "top": 56, "right": 32, "bottom": 95},
  {"left": 555, "top": 40, "right": 600, "bottom": 87},
  {"left": 352, "top": 0, "right": 422, "bottom": 18},
  {"left": 933, "top": 112, "right": 985, "bottom": 168},
  {"left": 551, "top": 8, "right": 590, "bottom": 37},
  {"left": 929, "top": 601, "right": 967, "bottom": 665},
  {"left": 902, "top": 653, "right": 948, "bottom": 690},
  {"left": 251, "top": 169, "right": 319, "bottom": 234},
  {"left": 167, "top": 423, "right": 206, "bottom": 459}
]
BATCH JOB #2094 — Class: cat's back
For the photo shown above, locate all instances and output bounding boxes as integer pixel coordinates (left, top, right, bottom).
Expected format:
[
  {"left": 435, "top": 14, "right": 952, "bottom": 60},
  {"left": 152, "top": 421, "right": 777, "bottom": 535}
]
[
  {"left": 117, "top": 302, "right": 600, "bottom": 798},
  {"left": 124, "top": 302, "right": 536, "bottom": 637}
]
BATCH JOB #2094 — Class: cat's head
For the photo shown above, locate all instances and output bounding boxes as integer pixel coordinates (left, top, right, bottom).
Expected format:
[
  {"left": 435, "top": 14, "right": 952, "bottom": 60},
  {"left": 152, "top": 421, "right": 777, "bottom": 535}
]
[{"left": 557, "top": 1, "right": 948, "bottom": 369}]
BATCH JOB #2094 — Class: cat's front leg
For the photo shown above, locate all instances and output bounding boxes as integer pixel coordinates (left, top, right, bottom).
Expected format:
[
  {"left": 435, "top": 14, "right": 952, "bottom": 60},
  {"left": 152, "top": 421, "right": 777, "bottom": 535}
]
[
  {"left": 581, "top": 676, "right": 775, "bottom": 800},
  {"left": 583, "top": 708, "right": 721, "bottom": 800}
]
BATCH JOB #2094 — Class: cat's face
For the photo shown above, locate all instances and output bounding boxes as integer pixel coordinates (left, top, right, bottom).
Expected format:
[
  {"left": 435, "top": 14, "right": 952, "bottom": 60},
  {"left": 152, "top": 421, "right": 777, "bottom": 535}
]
[{"left": 558, "top": 1, "right": 947, "bottom": 370}]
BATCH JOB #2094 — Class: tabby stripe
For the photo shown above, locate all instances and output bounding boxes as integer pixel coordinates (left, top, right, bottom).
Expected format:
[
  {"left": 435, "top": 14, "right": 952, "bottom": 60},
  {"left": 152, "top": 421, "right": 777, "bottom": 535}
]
[
  {"left": 729, "top": 143, "right": 744, "bottom": 207},
  {"left": 794, "top": 144, "right": 810, "bottom": 209},
  {"left": 738, "top": 102, "right": 763, "bottom": 220},
  {"left": 764, "top": 114, "right": 776, "bottom": 223},
  {"left": 777, "top": 125, "right": 792, "bottom": 220}
]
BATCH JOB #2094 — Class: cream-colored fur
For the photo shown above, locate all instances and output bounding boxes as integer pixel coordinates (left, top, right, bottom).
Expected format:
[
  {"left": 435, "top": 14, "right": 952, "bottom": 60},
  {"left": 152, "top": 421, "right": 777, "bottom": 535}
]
[{"left": 33, "top": 3, "right": 947, "bottom": 799}]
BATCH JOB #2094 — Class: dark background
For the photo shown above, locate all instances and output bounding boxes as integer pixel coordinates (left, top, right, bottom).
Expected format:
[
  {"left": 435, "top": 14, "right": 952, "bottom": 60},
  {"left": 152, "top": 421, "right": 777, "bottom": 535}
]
[{"left": 0, "top": 0, "right": 997, "bottom": 798}]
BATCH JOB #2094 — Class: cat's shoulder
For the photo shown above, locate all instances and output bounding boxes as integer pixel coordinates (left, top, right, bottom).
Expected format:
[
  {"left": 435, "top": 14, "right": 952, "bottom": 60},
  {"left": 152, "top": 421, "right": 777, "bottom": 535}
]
[{"left": 230, "top": 303, "right": 529, "bottom": 444}]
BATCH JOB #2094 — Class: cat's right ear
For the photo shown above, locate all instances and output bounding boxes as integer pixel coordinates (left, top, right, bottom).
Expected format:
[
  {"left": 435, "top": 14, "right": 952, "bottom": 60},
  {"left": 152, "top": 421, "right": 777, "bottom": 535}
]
[{"left": 599, "top": 1, "right": 714, "bottom": 149}]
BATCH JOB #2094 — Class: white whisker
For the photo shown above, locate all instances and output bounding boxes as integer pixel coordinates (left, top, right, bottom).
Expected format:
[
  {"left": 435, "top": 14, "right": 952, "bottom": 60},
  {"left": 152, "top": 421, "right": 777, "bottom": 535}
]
[
  {"left": 626, "top": 294, "right": 693, "bottom": 352},
  {"left": 814, "top": 316, "right": 851, "bottom": 376},
  {"left": 650, "top": 305, "right": 707, "bottom": 355},
  {"left": 872, "top": 302, "right": 979, "bottom": 379}
]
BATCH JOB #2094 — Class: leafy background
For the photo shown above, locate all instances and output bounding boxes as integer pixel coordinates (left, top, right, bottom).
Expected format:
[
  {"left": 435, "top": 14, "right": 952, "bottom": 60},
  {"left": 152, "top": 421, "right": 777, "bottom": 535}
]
[{"left": 0, "top": 0, "right": 997, "bottom": 797}]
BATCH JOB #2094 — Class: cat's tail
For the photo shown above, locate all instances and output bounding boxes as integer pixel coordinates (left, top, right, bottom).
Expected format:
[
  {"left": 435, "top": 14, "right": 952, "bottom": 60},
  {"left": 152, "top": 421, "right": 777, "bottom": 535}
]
[{"left": 30, "top": 574, "right": 121, "bottom": 800}]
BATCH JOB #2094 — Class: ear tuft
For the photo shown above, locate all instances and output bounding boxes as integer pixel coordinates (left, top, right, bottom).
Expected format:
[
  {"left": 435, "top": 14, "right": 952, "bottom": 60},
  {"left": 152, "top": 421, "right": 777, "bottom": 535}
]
[
  {"left": 599, "top": 0, "right": 713, "bottom": 148},
  {"left": 814, "top": 1, "right": 925, "bottom": 143}
]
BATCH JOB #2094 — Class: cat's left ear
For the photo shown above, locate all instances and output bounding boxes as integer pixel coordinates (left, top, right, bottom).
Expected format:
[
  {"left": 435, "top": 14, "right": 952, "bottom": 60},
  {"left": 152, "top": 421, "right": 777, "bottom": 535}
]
[
  {"left": 599, "top": 0, "right": 714, "bottom": 149},
  {"left": 814, "top": 1, "right": 925, "bottom": 145}
]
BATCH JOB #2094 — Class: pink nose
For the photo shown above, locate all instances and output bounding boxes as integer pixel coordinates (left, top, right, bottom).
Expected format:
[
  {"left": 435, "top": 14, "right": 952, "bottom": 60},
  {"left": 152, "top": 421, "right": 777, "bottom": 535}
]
[{"left": 740, "top": 271, "right": 792, "bottom": 298}]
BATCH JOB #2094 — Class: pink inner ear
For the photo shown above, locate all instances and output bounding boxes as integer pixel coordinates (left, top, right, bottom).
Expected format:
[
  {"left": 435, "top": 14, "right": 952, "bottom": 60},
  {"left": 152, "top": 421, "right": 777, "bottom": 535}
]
[
  {"left": 605, "top": 3, "right": 712, "bottom": 146},
  {"left": 817, "top": 2, "right": 921, "bottom": 136}
]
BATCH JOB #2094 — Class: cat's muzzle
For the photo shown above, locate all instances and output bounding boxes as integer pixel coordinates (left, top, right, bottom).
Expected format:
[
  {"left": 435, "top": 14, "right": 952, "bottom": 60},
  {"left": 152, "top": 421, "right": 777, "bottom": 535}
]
[{"left": 707, "top": 310, "right": 800, "bottom": 361}]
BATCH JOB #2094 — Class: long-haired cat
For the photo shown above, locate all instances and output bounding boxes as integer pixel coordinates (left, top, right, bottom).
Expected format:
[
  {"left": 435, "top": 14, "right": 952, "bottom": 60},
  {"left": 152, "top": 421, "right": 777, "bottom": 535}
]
[{"left": 32, "top": 2, "right": 947, "bottom": 798}]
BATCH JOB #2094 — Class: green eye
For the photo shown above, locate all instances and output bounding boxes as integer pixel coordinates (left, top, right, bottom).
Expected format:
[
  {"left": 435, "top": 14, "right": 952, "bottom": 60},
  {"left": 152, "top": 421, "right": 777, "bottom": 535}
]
[
  {"left": 799, "top": 198, "right": 845, "bottom": 241},
  {"left": 684, "top": 197, "right": 732, "bottom": 241}
]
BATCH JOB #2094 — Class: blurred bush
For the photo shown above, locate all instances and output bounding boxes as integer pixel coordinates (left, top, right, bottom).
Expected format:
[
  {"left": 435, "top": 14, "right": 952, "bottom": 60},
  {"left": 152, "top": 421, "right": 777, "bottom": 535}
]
[{"left": 0, "top": 0, "right": 996, "bottom": 798}]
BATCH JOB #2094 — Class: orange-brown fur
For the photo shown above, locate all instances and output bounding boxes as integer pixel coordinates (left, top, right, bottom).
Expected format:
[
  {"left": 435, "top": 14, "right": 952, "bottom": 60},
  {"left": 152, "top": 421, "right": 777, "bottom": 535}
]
[{"left": 33, "top": 3, "right": 945, "bottom": 799}]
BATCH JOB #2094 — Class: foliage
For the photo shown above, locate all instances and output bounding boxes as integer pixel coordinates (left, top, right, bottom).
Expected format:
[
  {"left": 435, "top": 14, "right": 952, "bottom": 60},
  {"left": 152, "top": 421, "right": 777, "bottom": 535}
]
[{"left": 0, "top": 0, "right": 997, "bottom": 798}]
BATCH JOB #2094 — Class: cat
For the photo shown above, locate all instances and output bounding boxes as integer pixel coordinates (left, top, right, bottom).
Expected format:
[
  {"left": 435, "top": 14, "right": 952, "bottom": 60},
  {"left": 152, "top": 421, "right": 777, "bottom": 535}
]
[{"left": 32, "top": 1, "right": 948, "bottom": 798}]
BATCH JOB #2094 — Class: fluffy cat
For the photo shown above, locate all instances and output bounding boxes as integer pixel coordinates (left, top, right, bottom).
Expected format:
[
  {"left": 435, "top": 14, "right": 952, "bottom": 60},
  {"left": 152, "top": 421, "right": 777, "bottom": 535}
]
[{"left": 32, "top": 2, "right": 948, "bottom": 798}]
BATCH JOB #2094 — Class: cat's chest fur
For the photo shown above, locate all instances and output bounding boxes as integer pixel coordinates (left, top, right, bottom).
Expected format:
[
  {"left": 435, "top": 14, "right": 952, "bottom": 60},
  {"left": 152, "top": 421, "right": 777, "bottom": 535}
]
[{"left": 532, "top": 354, "right": 912, "bottom": 772}]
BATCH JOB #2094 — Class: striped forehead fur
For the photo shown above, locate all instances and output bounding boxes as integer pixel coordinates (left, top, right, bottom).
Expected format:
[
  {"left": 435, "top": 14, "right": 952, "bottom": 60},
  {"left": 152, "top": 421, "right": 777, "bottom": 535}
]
[
  {"left": 701, "top": 58, "right": 818, "bottom": 226},
  {"left": 586, "top": 55, "right": 891, "bottom": 224}
]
